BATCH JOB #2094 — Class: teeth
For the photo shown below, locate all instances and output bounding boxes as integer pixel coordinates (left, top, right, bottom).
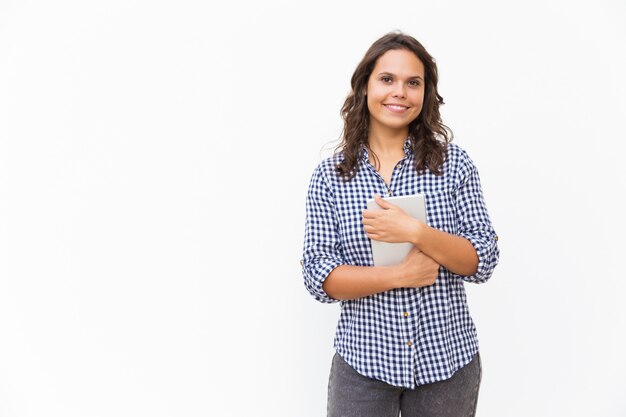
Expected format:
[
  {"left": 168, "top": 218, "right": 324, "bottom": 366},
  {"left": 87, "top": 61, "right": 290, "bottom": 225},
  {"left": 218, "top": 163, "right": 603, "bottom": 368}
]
[{"left": 385, "top": 105, "right": 407, "bottom": 110}]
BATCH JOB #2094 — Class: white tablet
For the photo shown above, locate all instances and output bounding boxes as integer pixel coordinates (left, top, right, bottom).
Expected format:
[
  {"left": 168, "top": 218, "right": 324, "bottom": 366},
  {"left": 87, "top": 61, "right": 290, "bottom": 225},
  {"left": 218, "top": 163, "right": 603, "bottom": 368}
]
[{"left": 366, "top": 194, "right": 428, "bottom": 267}]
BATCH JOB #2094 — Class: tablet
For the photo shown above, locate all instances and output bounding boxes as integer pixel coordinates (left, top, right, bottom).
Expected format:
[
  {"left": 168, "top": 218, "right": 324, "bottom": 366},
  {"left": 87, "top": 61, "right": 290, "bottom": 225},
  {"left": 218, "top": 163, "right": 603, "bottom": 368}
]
[{"left": 366, "top": 194, "right": 428, "bottom": 267}]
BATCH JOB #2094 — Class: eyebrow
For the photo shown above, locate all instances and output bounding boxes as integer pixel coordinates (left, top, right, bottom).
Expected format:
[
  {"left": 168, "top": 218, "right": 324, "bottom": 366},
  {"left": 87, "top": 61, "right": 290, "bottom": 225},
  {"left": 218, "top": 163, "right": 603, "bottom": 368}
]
[{"left": 377, "top": 72, "right": 424, "bottom": 80}]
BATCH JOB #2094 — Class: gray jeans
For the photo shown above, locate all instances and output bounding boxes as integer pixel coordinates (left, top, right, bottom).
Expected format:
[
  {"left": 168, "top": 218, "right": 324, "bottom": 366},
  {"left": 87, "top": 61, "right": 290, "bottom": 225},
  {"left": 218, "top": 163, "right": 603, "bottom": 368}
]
[{"left": 327, "top": 352, "right": 481, "bottom": 417}]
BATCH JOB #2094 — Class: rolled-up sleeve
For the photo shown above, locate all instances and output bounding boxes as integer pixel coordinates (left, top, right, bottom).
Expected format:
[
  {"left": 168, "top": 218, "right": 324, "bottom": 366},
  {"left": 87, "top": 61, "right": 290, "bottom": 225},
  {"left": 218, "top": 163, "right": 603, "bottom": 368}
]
[
  {"left": 454, "top": 150, "right": 500, "bottom": 284},
  {"left": 301, "top": 164, "right": 344, "bottom": 303}
]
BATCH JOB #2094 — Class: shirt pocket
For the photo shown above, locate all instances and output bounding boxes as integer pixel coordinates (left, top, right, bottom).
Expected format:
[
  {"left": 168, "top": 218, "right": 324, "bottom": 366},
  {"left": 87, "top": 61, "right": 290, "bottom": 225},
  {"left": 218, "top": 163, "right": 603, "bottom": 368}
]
[{"left": 424, "top": 188, "right": 458, "bottom": 234}]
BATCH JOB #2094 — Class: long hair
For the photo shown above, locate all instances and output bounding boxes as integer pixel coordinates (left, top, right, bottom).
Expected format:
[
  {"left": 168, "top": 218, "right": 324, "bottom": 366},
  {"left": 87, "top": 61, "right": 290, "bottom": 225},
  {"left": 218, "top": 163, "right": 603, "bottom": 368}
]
[{"left": 335, "top": 31, "right": 453, "bottom": 181}]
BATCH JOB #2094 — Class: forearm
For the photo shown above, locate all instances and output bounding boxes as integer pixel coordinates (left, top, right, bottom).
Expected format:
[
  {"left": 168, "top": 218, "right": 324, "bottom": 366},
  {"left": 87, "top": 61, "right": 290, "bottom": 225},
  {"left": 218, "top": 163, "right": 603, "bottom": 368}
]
[
  {"left": 322, "top": 264, "right": 401, "bottom": 301},
  {"left": 411, "top": 221, "right": 478, "bottom": 276}
]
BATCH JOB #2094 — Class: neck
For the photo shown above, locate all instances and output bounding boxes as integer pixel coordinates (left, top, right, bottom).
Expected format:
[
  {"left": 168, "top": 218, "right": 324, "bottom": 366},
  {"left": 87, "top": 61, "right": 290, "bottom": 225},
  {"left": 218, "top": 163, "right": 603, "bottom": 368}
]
[{"left": 367, "top": 125, "right": 408, "bottom": 157}]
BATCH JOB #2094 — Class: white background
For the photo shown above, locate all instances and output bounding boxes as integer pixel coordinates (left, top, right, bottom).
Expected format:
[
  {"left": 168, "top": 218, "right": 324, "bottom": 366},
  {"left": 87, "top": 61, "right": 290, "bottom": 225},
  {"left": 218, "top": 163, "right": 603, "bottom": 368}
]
[{"left": 1, "top": 0, "right": 625, "bottom": 416}]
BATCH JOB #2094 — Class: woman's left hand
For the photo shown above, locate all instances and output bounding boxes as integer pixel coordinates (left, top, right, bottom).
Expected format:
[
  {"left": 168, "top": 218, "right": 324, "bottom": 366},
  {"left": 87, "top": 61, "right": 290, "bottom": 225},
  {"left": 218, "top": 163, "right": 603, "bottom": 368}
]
[{"left": 362, "top": 194, "right": 423, "bottom": 244}]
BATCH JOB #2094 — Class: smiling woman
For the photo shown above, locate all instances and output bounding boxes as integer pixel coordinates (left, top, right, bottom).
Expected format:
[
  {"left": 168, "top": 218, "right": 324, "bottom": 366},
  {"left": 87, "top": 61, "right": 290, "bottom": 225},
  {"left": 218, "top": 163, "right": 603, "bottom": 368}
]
[
  {"left": 336, "top": 32, "right": 453, "bottom": 182},
  {"left": 366, "top": 50, "right": 425, "bottom": 142},
  {"left": 301, "top": 31, "right": 500, "bottom": 417}
]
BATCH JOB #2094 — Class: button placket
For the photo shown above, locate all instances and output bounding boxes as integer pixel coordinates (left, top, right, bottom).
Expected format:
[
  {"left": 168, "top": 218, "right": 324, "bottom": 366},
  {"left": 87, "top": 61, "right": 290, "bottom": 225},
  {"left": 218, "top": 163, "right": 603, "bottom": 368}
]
[{"left": 387, "top": 157, "right": 408, "bottom": 197}]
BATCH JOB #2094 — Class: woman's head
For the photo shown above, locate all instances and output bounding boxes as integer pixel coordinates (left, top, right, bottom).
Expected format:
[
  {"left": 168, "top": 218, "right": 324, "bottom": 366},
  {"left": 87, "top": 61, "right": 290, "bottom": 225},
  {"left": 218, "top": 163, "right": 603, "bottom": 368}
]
[
  {"left": 336, "top": 31, "right": 452, "bottom": 180},
  {"left": 365, "top": 48, "right": 426, "bottom": 139}
]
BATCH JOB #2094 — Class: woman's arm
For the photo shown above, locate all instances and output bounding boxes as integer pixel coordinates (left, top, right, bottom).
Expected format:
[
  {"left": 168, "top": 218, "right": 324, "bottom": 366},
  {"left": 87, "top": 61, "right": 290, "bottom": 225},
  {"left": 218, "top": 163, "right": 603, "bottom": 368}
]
[
  {"left": 322, "top": 247, "right": 439, "bottom": 300},
  {"left": 363, "top": 194, "right": 478, "bottom": 277},
  {"left": 363, "top": 146, "right": 499, "bottom": 284},
  {"left": 409, "top": 222, "right": 478, "bottom": 276}
]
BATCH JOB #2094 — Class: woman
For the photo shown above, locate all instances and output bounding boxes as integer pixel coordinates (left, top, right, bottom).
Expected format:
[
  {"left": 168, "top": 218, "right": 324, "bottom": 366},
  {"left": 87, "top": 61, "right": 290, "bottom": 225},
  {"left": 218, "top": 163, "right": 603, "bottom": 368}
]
[{"left": 301, "top": 31, "right": 499, "bottom": 417}]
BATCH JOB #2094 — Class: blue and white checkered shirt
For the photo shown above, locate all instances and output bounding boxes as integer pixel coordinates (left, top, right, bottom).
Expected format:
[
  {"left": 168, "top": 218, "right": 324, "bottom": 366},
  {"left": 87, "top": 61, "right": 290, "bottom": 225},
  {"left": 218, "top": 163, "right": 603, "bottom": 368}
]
[{"left": 302, "top": 140, "right": 499, "bottom": 388}]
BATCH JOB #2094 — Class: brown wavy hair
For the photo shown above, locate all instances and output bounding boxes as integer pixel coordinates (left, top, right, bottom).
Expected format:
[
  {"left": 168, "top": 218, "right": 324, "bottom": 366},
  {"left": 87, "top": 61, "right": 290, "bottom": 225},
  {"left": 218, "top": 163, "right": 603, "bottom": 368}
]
[{"left": 335, "top": 31, "right": 453, "bottom": 181}]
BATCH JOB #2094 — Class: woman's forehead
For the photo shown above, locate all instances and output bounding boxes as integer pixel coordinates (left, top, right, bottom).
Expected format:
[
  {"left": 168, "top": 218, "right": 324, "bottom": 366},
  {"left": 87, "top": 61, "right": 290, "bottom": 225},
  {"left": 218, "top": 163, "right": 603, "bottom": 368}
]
[{"left": 373, "top": 49, "right": 425, "bottom": 77}]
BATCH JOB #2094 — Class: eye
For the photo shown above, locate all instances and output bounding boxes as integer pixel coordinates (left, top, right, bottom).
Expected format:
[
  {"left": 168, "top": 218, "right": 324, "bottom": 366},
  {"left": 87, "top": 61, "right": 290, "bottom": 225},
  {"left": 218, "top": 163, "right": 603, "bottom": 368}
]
[
  {"left": 380, "top": 76, "right": 393, "bottom": 83},
  {"left": 408, "top": 80, "right": 421, "bottom": 87}
]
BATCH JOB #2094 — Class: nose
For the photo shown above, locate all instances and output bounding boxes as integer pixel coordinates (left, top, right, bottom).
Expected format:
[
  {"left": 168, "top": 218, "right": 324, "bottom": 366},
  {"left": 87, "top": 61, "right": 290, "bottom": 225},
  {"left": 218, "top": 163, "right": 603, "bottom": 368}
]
[{"left": 392, "top": 82, "right": 406, "bottom": 99}]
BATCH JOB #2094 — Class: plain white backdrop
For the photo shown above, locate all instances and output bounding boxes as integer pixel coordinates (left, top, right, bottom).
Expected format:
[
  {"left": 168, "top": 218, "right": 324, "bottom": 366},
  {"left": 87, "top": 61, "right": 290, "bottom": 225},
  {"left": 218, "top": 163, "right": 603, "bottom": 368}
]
[{"left": 1, "top": 0, "right": 625, "bottom": 416}]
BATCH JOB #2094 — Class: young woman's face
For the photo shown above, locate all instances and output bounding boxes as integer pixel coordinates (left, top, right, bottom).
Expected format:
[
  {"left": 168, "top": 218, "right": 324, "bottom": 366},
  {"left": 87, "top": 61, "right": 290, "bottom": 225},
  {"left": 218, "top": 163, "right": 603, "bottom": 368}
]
[{"left": 366, "top": 49, "right": 425, "bottom": 135}]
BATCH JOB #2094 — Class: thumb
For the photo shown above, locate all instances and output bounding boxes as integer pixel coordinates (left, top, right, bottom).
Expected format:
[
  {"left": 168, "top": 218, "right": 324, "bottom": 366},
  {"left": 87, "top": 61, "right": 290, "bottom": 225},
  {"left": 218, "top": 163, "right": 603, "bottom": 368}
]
[{"left": 374, "top": 194, "right": 392, "bottom": 210}]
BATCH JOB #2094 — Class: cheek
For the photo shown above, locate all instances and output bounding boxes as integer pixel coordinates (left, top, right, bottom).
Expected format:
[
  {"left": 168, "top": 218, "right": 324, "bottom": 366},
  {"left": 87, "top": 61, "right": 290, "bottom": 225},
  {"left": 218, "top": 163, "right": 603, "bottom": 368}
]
[
  {"left": 412, "top": 91, "right": 425, "bottom": 106},
  {"left": 412, "top": 95, "right": 425, "bottom": 113},
  {"left": 366, "top": 94, "right": 378, "bottom": 116},
  {"left": 366, "top": 83, "right": 386, "bottom": 103}
]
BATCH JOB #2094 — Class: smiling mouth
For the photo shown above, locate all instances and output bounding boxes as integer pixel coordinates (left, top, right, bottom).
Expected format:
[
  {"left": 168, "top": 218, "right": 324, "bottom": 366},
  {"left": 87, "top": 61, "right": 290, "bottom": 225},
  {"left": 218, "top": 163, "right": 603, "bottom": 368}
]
[{"left": 383, "top": 104, "right": 410, "bottom": 113}]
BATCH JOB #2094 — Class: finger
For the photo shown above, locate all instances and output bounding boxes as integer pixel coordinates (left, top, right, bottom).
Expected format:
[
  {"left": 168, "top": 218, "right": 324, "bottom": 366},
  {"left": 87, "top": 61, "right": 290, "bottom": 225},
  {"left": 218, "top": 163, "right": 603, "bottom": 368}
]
[
  {"left": 374, "top": 194, "right": 397, "bottom": 210},
  {"left": 363, "top": 212, "right": 384, "bottom": 222},
  {"left": 374, "top": 194, "right": 393, "bottom": 210},
  {"left": 362, "top": 218, "right": 377, "bottom": 227},
  {"left": 362, "top": 209, "right": 378, "bottom": 219}
]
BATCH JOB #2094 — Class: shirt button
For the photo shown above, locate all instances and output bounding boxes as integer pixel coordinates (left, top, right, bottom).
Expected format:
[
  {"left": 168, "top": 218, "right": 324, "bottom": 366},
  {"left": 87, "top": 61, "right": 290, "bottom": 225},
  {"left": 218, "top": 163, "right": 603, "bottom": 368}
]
[
  {"left": 403, "top": 312, "right": 409, "bottom": 317},
  {"left": 407, "top": 341, "right": 413, "bottom": 347},
  {"left": 494, "top": 235, "right": 499, "bottom": 241},
  {"left": 396, "top": 163, "right": 402, "bottom": 169}
]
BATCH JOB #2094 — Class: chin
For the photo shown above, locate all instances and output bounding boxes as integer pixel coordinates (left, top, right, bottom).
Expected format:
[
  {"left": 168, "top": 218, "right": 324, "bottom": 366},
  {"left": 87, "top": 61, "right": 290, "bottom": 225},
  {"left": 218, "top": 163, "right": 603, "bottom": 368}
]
[{"left": 382, "top": 119, "right": 412, "bottom": 130}]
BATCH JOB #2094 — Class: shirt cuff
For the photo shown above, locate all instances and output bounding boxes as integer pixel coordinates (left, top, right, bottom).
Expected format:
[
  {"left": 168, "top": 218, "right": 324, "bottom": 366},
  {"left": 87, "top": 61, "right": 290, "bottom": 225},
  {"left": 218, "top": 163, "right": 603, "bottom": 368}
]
[
  {"left": 456, "top": 231, "right": 500, "bottom": 284},
  {"left": 302, "top": 258, "right": 343, "bottom": 304}
]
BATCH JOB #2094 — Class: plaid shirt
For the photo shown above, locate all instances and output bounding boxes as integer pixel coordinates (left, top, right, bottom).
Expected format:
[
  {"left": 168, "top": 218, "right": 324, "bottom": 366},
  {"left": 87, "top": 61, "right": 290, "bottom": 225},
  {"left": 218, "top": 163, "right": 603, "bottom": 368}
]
[{"left": 301, "top": 140, "right": 499, "bottom": 388}]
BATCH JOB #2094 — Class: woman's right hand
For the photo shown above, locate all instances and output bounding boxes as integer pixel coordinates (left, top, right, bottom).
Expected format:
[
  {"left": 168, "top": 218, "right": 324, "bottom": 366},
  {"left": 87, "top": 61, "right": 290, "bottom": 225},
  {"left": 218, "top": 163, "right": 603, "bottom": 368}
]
[{"left": 396, "top": 247, "right": 440, "bottom": 288}]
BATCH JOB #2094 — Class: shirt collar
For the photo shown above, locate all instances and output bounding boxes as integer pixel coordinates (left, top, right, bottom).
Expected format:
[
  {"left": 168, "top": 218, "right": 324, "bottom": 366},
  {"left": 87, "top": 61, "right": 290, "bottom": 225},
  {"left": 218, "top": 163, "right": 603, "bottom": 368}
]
[
  {"left": 403, "top": 137, "right": 413, "bottom": 156},
  {"left": 359, "top": 143, "right": 370, "bottom": 162},
  {"left": 359, "top": 137, "right": 413, "bottom": 162}
]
